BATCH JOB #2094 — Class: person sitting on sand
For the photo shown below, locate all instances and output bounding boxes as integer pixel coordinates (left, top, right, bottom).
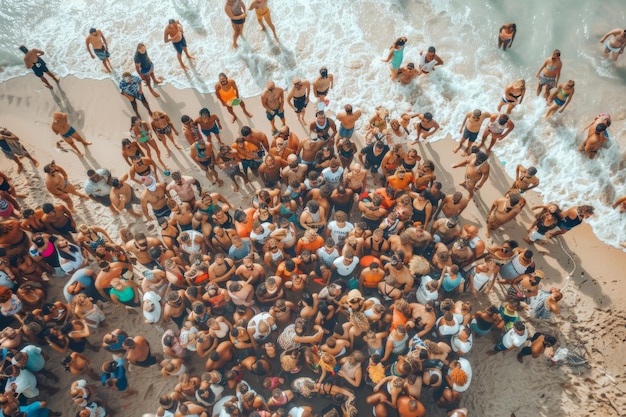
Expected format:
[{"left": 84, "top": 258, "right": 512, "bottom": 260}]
[{"left": 50, "top": 112, "right": 92, "bottom": 157}]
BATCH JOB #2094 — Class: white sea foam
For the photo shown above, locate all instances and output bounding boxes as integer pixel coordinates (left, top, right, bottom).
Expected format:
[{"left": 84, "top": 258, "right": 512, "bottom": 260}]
[{"left": 1, "top": 0, "right": 625, "bottom": 247}]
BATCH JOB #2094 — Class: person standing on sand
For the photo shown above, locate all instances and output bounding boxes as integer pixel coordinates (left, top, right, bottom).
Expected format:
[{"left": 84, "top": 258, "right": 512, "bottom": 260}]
[
  {"left": 418, "top": 46, "right": 444, "bottom": 75},
  {"left": 536, "top": 49, "right": 562, "bottom": 100},
  {"left": 452, "top": 150, "right": 490, "bottom": 197},
  {"left": 545, "top": 205, "right": 594, "bottom": 238},
  {"left": 190, "top": 139, "right": 224, "bottom": 187},
  {"left": 19, "top": 45, "right": 59, "bottom": 89},
  {"left": 477, "top": 113, "right": 514, "bottom": 155},
  {"left": 509, "top": 164, "right": 539, "bottom": 194},
  {"left": 151, "top": 111, "right": 184, "bottom": 153},
  {"left": 336, "top": 104, "right": 362, "bottom": 141},
  {"left": 215, "top": 73, "right": 253, "bottom": 123},
  {"left": 119, "top": 71, "right": 153, "bottom": 119},
  {"left": 225, "top": 0, "right": 247, "bottom": 49},
  {"left": 248, "top": 0, "right": 278, "bottom": 41},
  {"left": 261, "top": 81, "right": 285, "bottom": 134},
  {"left": 454, "top": 109, "right": 491, "bottom": 156},
  {"left": 43, "top": 161, "right": 88, "bottom": 213},
  {"left": 110, "top": 177, "right": 142, "bottom": 218},
  {"left": 544, "top": 80, "right": 575, "bottom": 118},
  {"left": 50, "top": 112, "right": 92, "bottom": 157},
  {"left": 485, "top": 192, "right": 525, "bottom": 238},
  {"left": 600, "top": 28, "right": 626, "bottom": 61},
  {"left": 164, "top": 19, "right": 195, "bottom": 70},
  {"left": 181, "top": 115, "right": 203, "bottom": 146},
  {"left": 287, "top": 78, "right": 311, "bottom": 124},
  {"left": 381, "top": 37, "right": 407, "bottom": 81},
  {"left": 85, "top": 28, "right": 112, "bottom": 73},
  {"left": 134, "top": 43, "right": 162, "bottom": 98},
  {"left": 498, "top": 23, "right": 516, "bottom": 51},
  {"left": 313, "top": 67, "right": 334, "bottom": 107},
  {"left": 0, "top": 127, "right": 39, "bottom": 174},
  {"left": 84, "top": 168, "right": 117, "bottom": 214},
  {"left": 412, "top": 112, "right": 440, "bottom": 143},
  {"left": 517, "top": 333, "right": 556, "bottom": 363},
  {"left": 194, "top": 108, "right": 225, "bottom": 145}
]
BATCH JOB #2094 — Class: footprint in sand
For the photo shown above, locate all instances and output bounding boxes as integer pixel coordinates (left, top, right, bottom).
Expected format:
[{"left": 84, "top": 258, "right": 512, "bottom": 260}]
[{"left": 143, "top": 383, "right": 154, "bottom": 400}]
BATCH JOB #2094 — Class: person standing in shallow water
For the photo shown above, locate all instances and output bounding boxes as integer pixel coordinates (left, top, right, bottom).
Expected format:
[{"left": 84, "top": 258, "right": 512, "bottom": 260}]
[
  {"left": 85, "top": 28, "right": 112, "bottom": 73},
  {"left": 163, "top": 19, "right": 195, "bottom": 70},
  {"left": 600, "top": 28, "right": 626, "bottom": 61},
  {"left": 498, "top": 23, "right": 516, "bottom": 51},
  {"left": 224, "top": 0, "right": 247, "bottom": 49},
  {"left": 248, "top": 0, "right": 278, "bottom": 42},
  {"left": 19, "top": 45, "right": 59, "bottom": 89},
  {"left": 215, "top": 73, "right": 253, "bottom": 123},
  {"left": 382, "top": 37, "right": 407, "bottom": 82},
  {"left": 536, "top": 49, "right": 562, "bottom": 100}
]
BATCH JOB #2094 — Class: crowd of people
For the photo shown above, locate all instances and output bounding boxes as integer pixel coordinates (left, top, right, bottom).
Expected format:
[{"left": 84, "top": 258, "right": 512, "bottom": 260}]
[{"left": 1, "top": 4, "right": 626, "bottom": 417}]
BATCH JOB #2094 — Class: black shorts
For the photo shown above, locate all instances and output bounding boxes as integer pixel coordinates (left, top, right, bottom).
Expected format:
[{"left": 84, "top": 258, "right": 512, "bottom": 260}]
[{"left": 91, "top": 194, "right": 112, "bottom": 207}]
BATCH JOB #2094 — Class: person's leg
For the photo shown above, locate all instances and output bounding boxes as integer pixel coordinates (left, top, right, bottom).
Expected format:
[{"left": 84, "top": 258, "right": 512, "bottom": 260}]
[
  {"left": 225, "top": 105, "right": 238, "bottom": 123},
  {"left": 139, "top": 141, "right": 153, "bottom": 158},
  {"left": 64, "top": 138, "right": 85, "bottom": 157},
  {"left": 129, "top": 99, "right": 141, "bottom": 119},
  {"left": 183, "top": 46, "right": 195, "bottom": 60},
  {"left": 231, "top": 23, "right": 242, "bottom": 48},
  {"left": 165, "top": 131, "right": 183, "bottom": 150},
  {"left": 264, "top": 13, "right": 278, "bottom": 40},
  {"left": 103, "top": 56, "right": 112, "bottom": 73},
  {"left": 239, "top": 100, "right": 253, "bottom": 118},
  {"left": 71, "top": 131, "right": 92, "bottom": 146},
  {"left": 144, "top": 72, "right": 160, "bottom": 97},
  {"left": 148, "top": 140, "right": 167, "bottom": 167},
  {"left": 57, "top": 193, "right": 76, "bottom": 212},
  {"left": 155, "top": 135, "right": 172, "bottom": 159},
  {"left": 176, "top": 53, "right": 187, "bottom": 70},
  {"left": 139, "top": 96, "right": 153, "bottom": 116},
  {"left": 39, "top": 75, "right": 53, "bottom": 89}
]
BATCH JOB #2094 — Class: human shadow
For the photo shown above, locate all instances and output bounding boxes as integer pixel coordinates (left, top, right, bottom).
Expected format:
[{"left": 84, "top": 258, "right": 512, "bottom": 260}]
[{"left": 172, "top": 0, "right": 209, "bottom": 36}]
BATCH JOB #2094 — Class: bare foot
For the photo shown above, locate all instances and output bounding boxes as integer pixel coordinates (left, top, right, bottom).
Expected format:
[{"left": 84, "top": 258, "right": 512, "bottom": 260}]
[
  {"left": 45, "top": 84, "right": 53, "bottom": 89},
  {"left": 32, "top": 159, "right": 40, "bottom": 167},
  {"left": 232, "top": 184, "right": 239, "bottom": 192},
  {"left": 231, "top": 116, "right": 238, "bottom": 123},
  {"left": 16, "top": 164, "right": 23, "bottom": 174},
  {"left": 461, "top": 150, "right": 468, "bottom": 157},
  {"left": 260, "top": 26, "right": 266, "bottom": 32},
  {"left": 150, "top": 91, "right": 160, "bottom": 98},
  {"left": 244, "top": 111, "right": 253, "bottom": 118},
  {"left": 165, "top": 152, "right": 170, "bottom": 158},
  {"left": 217, "top": 179, "right": 224, "bottom": 187},
  {"left": 187, "top": 55, "right": 196, "bottom": 60},
  {"left": 452, "top": 146, "right": 460, "bottom": 153},
  {"left": 232, "top": 43, "right": 238, "bottom": 49},
  {"left": 174, "top": 144, "right": 183, "bottom": 150},
  {"left": 84, "top": 141, "right": 93, "bottom": 145}
]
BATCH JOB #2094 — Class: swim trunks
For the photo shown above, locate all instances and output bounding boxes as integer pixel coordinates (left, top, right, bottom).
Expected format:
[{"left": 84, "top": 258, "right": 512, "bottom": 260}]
[
  {"left": 339, "top": 124, "right": 354, "bottom": 139},
  {"left": 463, "top": 127, "right": 479, "bottom": 143},
  {"left": 293, "top": 96, "right": 307, "bottom": 113},
  {"left": 92, "top": 194, "right": 112, "bottom": 207},
  {"left": 553, "top": 97, "right": 566, "bottom": 106},
  {"left": 155, "top": 125, "right": 172, "bottom": 135},
  {"left": 62, "top": 127, "right": 76, "bottom": 139},
  {"left": 153, "top": 205, "right": 172, "bottom": 219},
  {"left": 604, "top": 38, "right": 622, "bottom": 53},
  {"left": 538, "top": 74, "right": 556, "bottom": 88},
  {"left": 231, "top": 18, "right": 246, "bottom": 25},
  {"left": 266, "top": 109, "right": 285, "bottom": 121},
  {"left": 316, "top": 88, "right": 329, "bottom": 96},
  {"left": 31, "top": 59, "right": 48, "bottom": 77},
  {"left": 172, "top": 36, "right": 187, "bottom": 55},
  {"left": 139, "top": 63, "right": 154, "bottom": 76},
  {"left": 93, "top": 47, "right": 110, "bottom": 61},
  {"left": 201, "top": 125, "right": 220, "bottom": 136}
]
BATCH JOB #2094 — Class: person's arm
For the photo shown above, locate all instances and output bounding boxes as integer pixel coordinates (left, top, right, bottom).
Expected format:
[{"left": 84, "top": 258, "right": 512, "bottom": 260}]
[
  {"left": 536, "top": 59, "right": 547, "bottom": 78},
  {"left": 612, "top": 196, "right": 626, "bottom": 209},
  {"left": 559, "top": 89, "right": 574, "bottom": 113},
  {"left": 86, "top": 37, "right": 94, "bottom": 58},
  {"left": 459, "top": 114, "right": 469, "bottom": 134},
  {"left": 476, "top": 166, "right": 490, "bottom": 189},
  {"left": 451, "top": 158, "right": 469, "bottom": 169},
  {"left": 381, "top": 48, "right": 394, "bottom": 63},
  {"left": 141, "top": 197, "right": 153, "bottom": 221}
]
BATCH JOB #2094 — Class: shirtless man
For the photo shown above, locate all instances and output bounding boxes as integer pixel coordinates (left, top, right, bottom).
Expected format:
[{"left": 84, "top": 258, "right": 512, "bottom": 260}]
[
  {"left": 140, "top": 178, "right": 171, "bottom": 221},
  {"left": 509, "top": 165, "right": 539, "bottom": 193},
  {"left": 163, "top": 19, "right": 195, "bottom": 70},
  {"left": 384, "top": 254, "right": 414, "bottom": 293},
  {"left": 411, "top": 300, "right": 436, "bottom": 339},
  {"left": 313, "top": 67, "right": 334, "bottom": 106},
  {"left": 50, "top": 112, "right": 92, "bottom": 156},
  {"left": 287, "top": 78, "right": 311, "bottom": 124},
  {"left": 536, "top": 50, "right": 562, "bottom": 99},
  {"left": 167, "top": 171, "right": 202, "bottom": 209},
  {"left": 208, "top": 253, "right": 236, "bottom": 283},
  {"left": 110, "top": 178, "right": 142, "bottom": 217},
  {"left": 269, "top": 136, "right": 294, "bottom": 160},
  {"left": 261, "top": 81, "right": 285, "bottom": 133},
  {"left": 241, "top": 126, "right": 270, "bottom": 151},
  {"left": 205, "top": 341, "right": 237, "bottom": 372},
  {"left": 478, "top": 113, "right": 514, "bottom": 154},
  {"left": 125, "top": 232, "right": 163, "bottom": 269},
  {"left": 412, "top": 113, "right": 440, "bottom": 143},
  {"left": 258, "top": 155, "right": 286, "bottom": 188},
  {"left": 41, "top": 203, "right": 76, "bottom": 242},
  {"left": 85, "top": 28, "right": 112, "bottom": 73},
  {"left": 413, "top": 160, "right": 437, "bottom": 192},
  {"left": 281, "top": 156, "right": 308, "bottom": 185},
  {"left": 151, "top": 111, "right": 183, "bottom": 153},
  {"left": 612, "top": 196, "right": 626, "bottom": 213},
  {"left": 600, "top": 28, "right": 626, "bottom": 61},
  {"left": 454, "top": 109, "right": 491, "bottom": 156},
  {"left": 452, "top": 151, "right": 490, "bottom": 197},
  {"left": 430, "top": 217, "right": 462, "bottom": 246},
  {"left": 215, "top": 73, "right": 253, "bottom": 123},
  {"left": 578, "top": 123, "right": 608, "bottom": 159},
  {"left": 486, "top": 192, "right": 525, "bottom": 238},
  {"left": 336, "top": 104, "right": 362, "bottom": 141},
  {"left": 297, "top": 133, "right": 325, "bottom": 169},
  {"left": 43, "top": 161, "right": 88, "bottom": 212},
  {"left": 418, "top": 46, "right": 444, "bottom": 75},
  {"left": 435, "top": 191, "right": 470, "bottom": 220},
  {"left": 122, "top": 336, "right": 158, "bottom": 368},
  {"left": 397, "top": 63, "right": 419, "bottom": 85},
  {"left": 224, "top": 0, "right": 247, "bottom": 48},
  {"left": 189, "top": 140, "right": 222, "bottom": 187},
  {"left": 19, "top": 45, "right": 59, "bottom": 89},
  {"left": 309, "top": 111, "right": 337, "bottom": 145},
  {"left": 248, "top": 0, "right": 278, "bottom": 41}
]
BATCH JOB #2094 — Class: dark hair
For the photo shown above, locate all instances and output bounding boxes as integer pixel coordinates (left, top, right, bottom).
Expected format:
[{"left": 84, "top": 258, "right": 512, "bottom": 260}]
[
  {"left": 87, "top": 169, "right": 96, "bottom": 177},
  {"left": 42, "top": 203, "right": 54, "bottom": 213},
  {"left": 241, "top": 126, "right": 252, "bottom": 136},
  {"left": 181, "top": 115, "right": 191, "bottom": 123},
  {"left": 428, "top": 46, "right": 436, "bottom": 53}
]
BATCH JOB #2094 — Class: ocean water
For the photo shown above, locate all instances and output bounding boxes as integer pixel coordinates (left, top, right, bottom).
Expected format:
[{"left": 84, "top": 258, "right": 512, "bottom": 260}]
[{"left": 1, "top": 0, "right": 625, "bottom": 248}]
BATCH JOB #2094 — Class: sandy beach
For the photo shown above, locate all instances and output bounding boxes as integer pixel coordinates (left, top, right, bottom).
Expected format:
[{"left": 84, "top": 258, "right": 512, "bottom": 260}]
[{"left": 1, "top": 73, "right": 625, "bottom": 417}]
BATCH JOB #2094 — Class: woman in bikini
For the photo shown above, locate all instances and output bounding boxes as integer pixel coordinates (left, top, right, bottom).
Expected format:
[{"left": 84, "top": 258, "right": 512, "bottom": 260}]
[
  {"left": 401, "top": 148, "right": 421, "bottom": 174},
  {"left": 380, "top": 143, "right": 403, "bottom": 178},
  {"left": 337, "top": 138, "right": 358, "bottom": 169},
  {"left": 129, "top": 116, "right": 167, "bottom": 169},
  {"left": 498, "top": 79, "right": 525, "bottom": 114},
  {"left": 498, "top": 23, "right": 517, "bottom": 50},
  {"left": 151, "top": 110, "right": 183, "bottom": 155},
  {"left": 545, "top": 80, "right": 575, "bottom": 117},
  {"left": 367, "top": 106, "right": 389, "bottom": 133},
  {"left": 363, "top": 228, "right": 390, "bottom": 259},
  {"left": 76, "top": 223, "right": 114, "bottom": 257},
  {"left": 536, "top": 49, "right": 562, "bottom": 99}
]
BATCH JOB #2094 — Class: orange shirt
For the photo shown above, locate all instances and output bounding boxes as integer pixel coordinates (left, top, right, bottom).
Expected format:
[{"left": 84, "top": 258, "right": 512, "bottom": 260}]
[
  {"left": 232, "top": 141, "right": 259, "bottom": 161},
  {"left": 235, "top": 207, "right": 256, "bottom": 238},
  {"left": 361, "top": 269, "right": 385, "bottom": 288},
  {"left": 296, "top": 236, "right": 325, "bottom": 255},
  {"left": 275, "top": 258, "right": 302, "bottom": 280},
  {"left": 387, "top": 173, "right": 414, "bottom": 191}
]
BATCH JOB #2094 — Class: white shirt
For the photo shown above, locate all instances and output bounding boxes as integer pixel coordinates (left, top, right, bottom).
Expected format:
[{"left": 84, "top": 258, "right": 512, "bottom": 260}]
[
  {"left": 316, "top": 247, "right": 339, "bottom": 267},
  {"left": 332, "top": 256, "right": 359, "bottom": 277},
  {"left": 502, "top": 327, "right": 528, "bottom": 349},
  {"left": 415, "top": 275, "right": 438, "bottom": 305},
  {"left": 249, "top": 223, "right": 273, "bottom": 245},
  {"left": 322, "top": 166, "right": 344, "bottom": 188},
  {"left": 326, "top": 221, "right": 354, "bottom": 245}
]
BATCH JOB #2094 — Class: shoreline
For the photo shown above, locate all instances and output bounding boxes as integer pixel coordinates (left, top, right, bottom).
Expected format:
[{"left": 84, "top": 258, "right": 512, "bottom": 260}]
[{"left": 1, "top": 74, "right": 625, "bottom": 416}]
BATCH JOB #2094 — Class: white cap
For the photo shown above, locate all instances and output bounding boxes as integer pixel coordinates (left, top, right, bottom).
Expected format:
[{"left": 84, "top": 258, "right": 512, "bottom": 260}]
[{"left": 142, "top": 291, "right": 162, "bottom": 323}]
